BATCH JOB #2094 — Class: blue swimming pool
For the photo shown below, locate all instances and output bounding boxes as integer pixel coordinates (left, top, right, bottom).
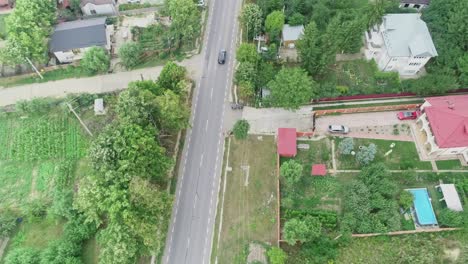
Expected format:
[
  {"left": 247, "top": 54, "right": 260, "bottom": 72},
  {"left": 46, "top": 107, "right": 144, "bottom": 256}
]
[{"left": 408, "top": 188, "right": 438, "bottom": 226}]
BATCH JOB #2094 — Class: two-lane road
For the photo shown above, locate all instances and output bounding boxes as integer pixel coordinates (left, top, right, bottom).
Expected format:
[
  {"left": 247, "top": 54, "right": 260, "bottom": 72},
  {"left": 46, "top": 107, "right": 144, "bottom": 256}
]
[{"left": 163, "top": 0, "right": 241, "bottom": 263}]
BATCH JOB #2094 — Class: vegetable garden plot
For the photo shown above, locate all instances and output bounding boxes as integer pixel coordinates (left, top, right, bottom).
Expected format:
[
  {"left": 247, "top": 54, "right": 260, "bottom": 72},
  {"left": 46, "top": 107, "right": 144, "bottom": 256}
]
[
  {"left": 0, "top": 161, "right": 34, "bottom": 208},
  {"left": 0, "top": 115, "right": 88, "bottom": 161}
]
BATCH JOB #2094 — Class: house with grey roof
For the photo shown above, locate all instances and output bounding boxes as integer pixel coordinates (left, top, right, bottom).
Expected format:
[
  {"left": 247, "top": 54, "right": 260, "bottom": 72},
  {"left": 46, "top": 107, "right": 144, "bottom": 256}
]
[
  {"left": 49, "top": 17, "right": 111, "bottom": 63},
  {"left": 364, "top": 14, "right": 437, "bottom": 76},
  {"left": 81, "top": 0, "right": 117, "bottom": 16},
  {"left": 281, "top": 24, "right": 304, "bottom": 48},
  {"left": 400, "top": 0, "right": 430, "bottom": 11}
]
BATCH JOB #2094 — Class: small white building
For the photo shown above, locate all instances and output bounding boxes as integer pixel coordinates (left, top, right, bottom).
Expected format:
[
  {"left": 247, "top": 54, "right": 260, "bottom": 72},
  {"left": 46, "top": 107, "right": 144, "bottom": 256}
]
[
  {"left": 81, "top": 0, "right": 117, "bottom": 16},
  {"left": 417, "top": 95, "right": 468, "bottom": 161},
  {"left": 49, "top": 18, "right": 111, "bottom": 63},
  {"left": 364, "top": 14, "right": 437, "bottom": 76},
  {"left": 400, "top": 0, "right": 430, "bottom": 11},
  {"left": 435, "top": 184, "right": 463, "bottom": 212},
  {"left": 281, "top": 24, "right": 304, "bottom": 49}
]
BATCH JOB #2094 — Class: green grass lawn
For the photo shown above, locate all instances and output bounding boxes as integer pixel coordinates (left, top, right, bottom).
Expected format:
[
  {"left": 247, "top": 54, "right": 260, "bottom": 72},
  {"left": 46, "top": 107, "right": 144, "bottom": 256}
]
[
  {"left": 0, "top": 66, "right": 94, "bottom": 88},
  {"left": 436, "top": 159, "right": 468, "bottom": 170},
  {"left": 0, "top": 161, "right": 34, "bottom": 209},
  {"left": 336, "top": 231, "right": 468, "bottom": 263},
  {"left": 335, "top": 138, "right": 432, "bottom": 170},
  {"left": 212, "top": 136, "right": 278, "bottom": 264}
]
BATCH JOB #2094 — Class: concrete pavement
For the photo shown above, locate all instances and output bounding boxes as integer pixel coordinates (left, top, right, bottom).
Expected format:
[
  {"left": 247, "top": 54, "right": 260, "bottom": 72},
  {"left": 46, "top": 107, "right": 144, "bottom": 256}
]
[
  {"left": 162, "top": 0, "right": 242, "bottom": 263},
  {"left": 0, "top": 56, "right": 202, "bottom": 107}
]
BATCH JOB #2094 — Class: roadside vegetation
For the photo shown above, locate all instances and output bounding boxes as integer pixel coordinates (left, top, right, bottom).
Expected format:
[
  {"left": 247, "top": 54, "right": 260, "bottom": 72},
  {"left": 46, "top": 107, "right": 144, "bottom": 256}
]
[{"left": 0, "top": 62, "right": 191, "bottom": 263}]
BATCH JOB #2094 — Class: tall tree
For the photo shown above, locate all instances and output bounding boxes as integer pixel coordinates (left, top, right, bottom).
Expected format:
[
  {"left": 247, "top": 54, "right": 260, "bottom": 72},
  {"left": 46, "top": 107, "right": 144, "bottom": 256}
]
[
  {"left": 157, "top": 61, "right": 187, "bottom": 94},
  {"left": 115, "top": 86, "right": 159, "bottom": 128},
  {"left": 80, "top": 47, "right": 110, "bottom": 74},
  {"left": 265, "top": 11, "right": 285, "bottom": 41},
  {"left": 240, "top": 3, "right": 263, "bottom": 40},
  {"left": 0, "top": 0, "right": 56, "bottom": 64},
  {"left": 297, "top": 22, "right": 321, "bottom": 76},
  {"left": 166, "top": 0, "right": 201, "bottom": 48},
  {"left": 267, "top": 67, "right": 317, "bottom": 109},
  {"left": 155, "top": 90, "right": 190, "bottom": 132},
  {"left": 280, "top": 160, "right": 303, "bottom": 186},
  {"left": 236, "top": 43, "right": 260, "bottom": 64}
]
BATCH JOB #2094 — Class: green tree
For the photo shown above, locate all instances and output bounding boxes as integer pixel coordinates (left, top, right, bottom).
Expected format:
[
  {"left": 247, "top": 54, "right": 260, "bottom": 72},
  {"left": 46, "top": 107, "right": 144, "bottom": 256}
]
[
  {"left": 98, "top": 222, "right": 139, "bottom": 264},
  {"left": 288, "top": 13, "right": 305, "bottom": 26},
  {"left": 236, "top": 43, "right": 260, "bottom": 64},
  {"left": 280, "top": 160, "right": 303, "bottom": 186},
  {"left": 234, "top": 62, "right": 257, "bottom": 85},
  {"left": 438, "top": 208, "right": 463, "bottom": 227},
  {"left": 265, "top": 11, "right": 285, "bottom": 40},
  {"left": 118, "top": 42, "right": 143, "bottom": 69},
  {"left": 283, "top": 218, "right": 308, "bottom": 245},
  {"left": 338, "top": 137, "right": 354, "bottom": 155},
  {"left": 403, "top": 74, "right": 458, "bottom": 96},
  {"left": 356, "top": 143, "right": 377, "bottom": 166},
  {"left": 267, "top": 246, "right": 287, "bottom": 264},
  {"left": 0, "top": 0, "right": 56, "bottom": 64},
  {"left": 240, "top": 3, "right": 263, "bottom": 40},
  {"left": 155, "top": 90, "right": 190, "bottom": 132},
  {"left": 115, "top": 86, "right": 159, "bottom": 127},
  {"left": 257, "top": 0, "right": 283, "bottom": 19},
  {"left": 128, "top": 80, "right": 163, "bottom": 96},
  {"left": 458, "top": 54, "right": 468, "bottom": 86},
  {"left": 157, "top": 62, "right": 187, "bottom": 94},
  {"left": 238, "top": 81, "right": 255, "bottom": 103},
  {"left": 166, "top": 0, "right": 201, "bottom": 48},
  {"left": 80, "top": 47, "right": 110, "bottom": 74},
  {"left": 399, "top": 191, "right": 414, "bottom": 211},
  {"left": 267, "top": 67, "right": 317, "bottom": 109},
  {"left": 297, "top": 22, "right": 321, "bottom": 76},
  {"left": 233, "top": 119, "right": 250, "bottom": 140}
]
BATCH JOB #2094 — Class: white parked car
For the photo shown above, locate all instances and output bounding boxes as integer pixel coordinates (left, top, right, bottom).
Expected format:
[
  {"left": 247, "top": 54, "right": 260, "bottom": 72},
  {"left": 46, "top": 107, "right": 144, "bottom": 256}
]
[
  {"left": 127, "top": 0, "right": 141, "bottom": 3},
  {"left": 328, "top": 125, "right": 350, "bottom": 134}
]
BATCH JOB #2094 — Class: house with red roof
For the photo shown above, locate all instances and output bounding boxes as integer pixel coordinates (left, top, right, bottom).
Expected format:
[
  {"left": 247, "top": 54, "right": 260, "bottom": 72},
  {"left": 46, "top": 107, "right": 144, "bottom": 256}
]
[
  {"left": 417, "top": 95, "right": 468, "bottom": 161},
  {"left": 277, "top": 128, "right": 297, "bottom": 157}
]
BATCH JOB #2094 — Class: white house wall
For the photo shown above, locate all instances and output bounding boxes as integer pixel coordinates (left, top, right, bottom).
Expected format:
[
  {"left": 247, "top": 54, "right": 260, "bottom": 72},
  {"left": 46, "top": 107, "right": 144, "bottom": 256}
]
[{"left": 82, "top": 3, "right": 116, "bottom": 16}]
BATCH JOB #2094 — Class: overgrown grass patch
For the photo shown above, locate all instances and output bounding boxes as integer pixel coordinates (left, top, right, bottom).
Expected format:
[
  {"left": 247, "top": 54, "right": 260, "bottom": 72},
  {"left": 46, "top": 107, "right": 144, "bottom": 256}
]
[
  {"left": 335, "top": 138, "right": 432, "bottom": 170},
  {"left": 436, "top": 159, "right": 468, "bottom": 170},
  {"left": 0, "top": 161, "right": 34, "bottom": 209},
  {"left": 213, "top": 136, "right": 278, "bottom": 264}
]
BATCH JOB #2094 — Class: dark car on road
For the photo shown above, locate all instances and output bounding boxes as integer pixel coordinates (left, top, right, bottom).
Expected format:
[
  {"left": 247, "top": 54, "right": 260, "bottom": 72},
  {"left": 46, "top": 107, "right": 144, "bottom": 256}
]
[
  {"left": 218, "top": 50, "right": 227, "bottom": 64},
  {"left": 397, "top": 111, "right": 420, "bottom": 120}
]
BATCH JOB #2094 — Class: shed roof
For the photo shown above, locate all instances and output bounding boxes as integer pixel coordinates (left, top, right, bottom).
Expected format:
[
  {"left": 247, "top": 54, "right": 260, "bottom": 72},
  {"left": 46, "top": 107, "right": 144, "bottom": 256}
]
[
  {"left": 277, "top": 128, "right": 297, "bottom": 157},
  {"left": 424, "top": 95, "right": 468, "bottom": 148},
  {"left": 81, "top": 0, "right": 115, "bottom": 7},
  {"left": 311, "top": 164, "right": 327, "bottom": 176},
  {"left": 438, "top": 184, "right": 463, "bottom": 211},
  {"left": 49, "top": 17, "right": 107, "bottom": 52},
  {"left": 400, "top": 0, "right": 430, "bottom": 4},
  {"left": 282, "top": 24, "right": 304, "bottom": 42},
  {"left": 381, "top": 14, "right": 437, "bottom": 57}
]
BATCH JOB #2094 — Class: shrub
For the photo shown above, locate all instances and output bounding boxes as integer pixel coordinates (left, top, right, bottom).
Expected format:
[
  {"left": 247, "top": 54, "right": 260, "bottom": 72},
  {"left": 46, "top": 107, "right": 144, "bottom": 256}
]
[
  {"left": 267, "top": 246, "right": 287, "bottom": 264},
  {"left": 80, "top": 47, "right": 110, "bottom": 74},
  {"left": 356, "top": 143, "right": 377, "bottom": 166},
  {"left": 399, "top": 190, "right": 414, "bottom": 211},
  {"left": 338, "top": 138, "right": 354, "bottom": 155},
  {"left": 4, "top": 247, "right": 40, "bottom": 264},
  {"left": 438, "top": 208, "right": 463, "bottom": 227},
  {"left": 232, "top": 119, "right": 250, "bottom": 140},
  {"left": 0, "top": 208, "right": 18, "bottom": 238},
  {"left": 280, "top": 160, "right": 303, "bottom": 186},
  {"left": 288, "top": 13, "right": 304, "bottom": 26},
  {"left": 283, "top": 216, "right": 321, "bottom": 245},
  {"left": 23, "top": 199, "right": 48, "bottom": 219},
  {"left": 118, "top": 42, "right": 143, "bottom": 69}
]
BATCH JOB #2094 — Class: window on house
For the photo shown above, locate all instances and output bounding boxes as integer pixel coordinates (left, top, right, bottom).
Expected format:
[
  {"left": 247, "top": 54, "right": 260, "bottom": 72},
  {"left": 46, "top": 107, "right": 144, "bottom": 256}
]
[
  {"left": 392, "top": 58, "right": 397, "bottom": 61},
  {"left": 91, "top": 9, "right": 97, "bottom": 15},
  {"left": 414, "top": 4, "right": 420, "bottom": 8},
  {"left": 404, "top": 4, "right": 409, "bottom": 7},
  {"left": 72, "top": 49, "right": 81, "bottom": 55}
]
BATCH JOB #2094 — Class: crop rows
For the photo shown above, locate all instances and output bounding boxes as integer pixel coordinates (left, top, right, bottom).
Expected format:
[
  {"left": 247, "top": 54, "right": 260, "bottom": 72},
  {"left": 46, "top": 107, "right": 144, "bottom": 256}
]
[{"left": 0, "top": 115, "right": 88, "bottom": 161}]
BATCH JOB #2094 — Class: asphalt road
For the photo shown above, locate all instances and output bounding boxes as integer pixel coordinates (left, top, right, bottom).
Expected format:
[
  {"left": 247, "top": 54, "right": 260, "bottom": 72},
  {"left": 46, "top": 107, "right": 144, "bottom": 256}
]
[{"left": 162, "top": 0, "right": 241, "bottom": 263}]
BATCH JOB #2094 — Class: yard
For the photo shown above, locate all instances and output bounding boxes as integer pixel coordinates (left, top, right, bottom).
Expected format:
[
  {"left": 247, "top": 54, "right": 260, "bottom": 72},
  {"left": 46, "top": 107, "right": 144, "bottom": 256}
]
[
  {"left": 335, "top": 137, "right": 432, "bottom": 170},
  {"left": 212, "top": 136, "right": 278, "bottom": 264}
]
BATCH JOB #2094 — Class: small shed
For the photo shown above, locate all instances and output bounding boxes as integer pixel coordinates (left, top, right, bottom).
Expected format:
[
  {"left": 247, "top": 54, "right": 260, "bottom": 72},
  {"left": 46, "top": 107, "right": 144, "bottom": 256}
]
[
  {"left": 281, "top": 24, "right": 304, "bottom": 48},
  {"left": 94, "top": 98, "right": 105, "bottom": 115},
  {"left": 436, "top": 184, "right": 463, "bottom": 211},
  {"left": 277, "top": 128, "right": 297, "bottom": 157},
  {"left": 311, "top": 164, "right": 327, "bottom": 176}
]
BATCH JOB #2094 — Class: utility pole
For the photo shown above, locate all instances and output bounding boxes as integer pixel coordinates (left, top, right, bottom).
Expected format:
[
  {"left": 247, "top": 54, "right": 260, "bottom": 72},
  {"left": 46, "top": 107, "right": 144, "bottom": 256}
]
[{"left": 25, "top": 57, "right": 43, "bottom": 79}]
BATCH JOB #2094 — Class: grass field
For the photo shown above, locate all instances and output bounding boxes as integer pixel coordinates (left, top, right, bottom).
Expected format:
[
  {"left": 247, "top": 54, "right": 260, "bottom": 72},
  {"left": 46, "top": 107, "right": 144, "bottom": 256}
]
[
  {"left": 212, "top": 136, "right": 278, "bottom": 264},
  {"left": 436, "top": 159, "right": 468, "bottom": 170},
  {"left": 0, "top": 161, "right": 34, "bottom": 209},
  {"left": 335, "top": 138, "right": 432, "bottom": 170}
]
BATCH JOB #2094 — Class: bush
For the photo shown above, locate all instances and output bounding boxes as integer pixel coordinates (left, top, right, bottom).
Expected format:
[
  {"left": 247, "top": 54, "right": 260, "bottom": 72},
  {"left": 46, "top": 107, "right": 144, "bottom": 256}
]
[
  {"left": 338, "top": 138, "right": 354, "bottom": 155},
  {"left": 80, "top": 47, "right": 110, "bottom": 74},
  {"left": 288, "top": 13, "right": 304, "bottom": 26},
  {"left": 15, "top": 98, "right": 55, "bottom": 115},
  {"left": 267, "top": 246, "right": 287, "bottom": 264},
  {"left": 119, "top": 3, "right": 152, "bottom": 11},
  {"left": 399, "top": 190, "right": 413, "bottom": 211},
  {"left": 232, "top": 119, "right": 250, "bottom": 139},
  {"left": 280, "top": 160, "right": 303, "bottom": 186},
  {"left": 356, "top": 143, "right": 377, "bottom": 166},
  {"left": 0, "top": 208, "right": 18, "bottom": 238},
  {"left": 438, "top": 208, "right": 463, "bottom": 227},
  {"left": 23, "top": 199, "right": 48, "bottom": 219},
  {"left": 4, "top": 247, "right": 40, "bottom": 264},
  {"left": 118, "top": 42, "right": 143, "bottom": 69}
]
